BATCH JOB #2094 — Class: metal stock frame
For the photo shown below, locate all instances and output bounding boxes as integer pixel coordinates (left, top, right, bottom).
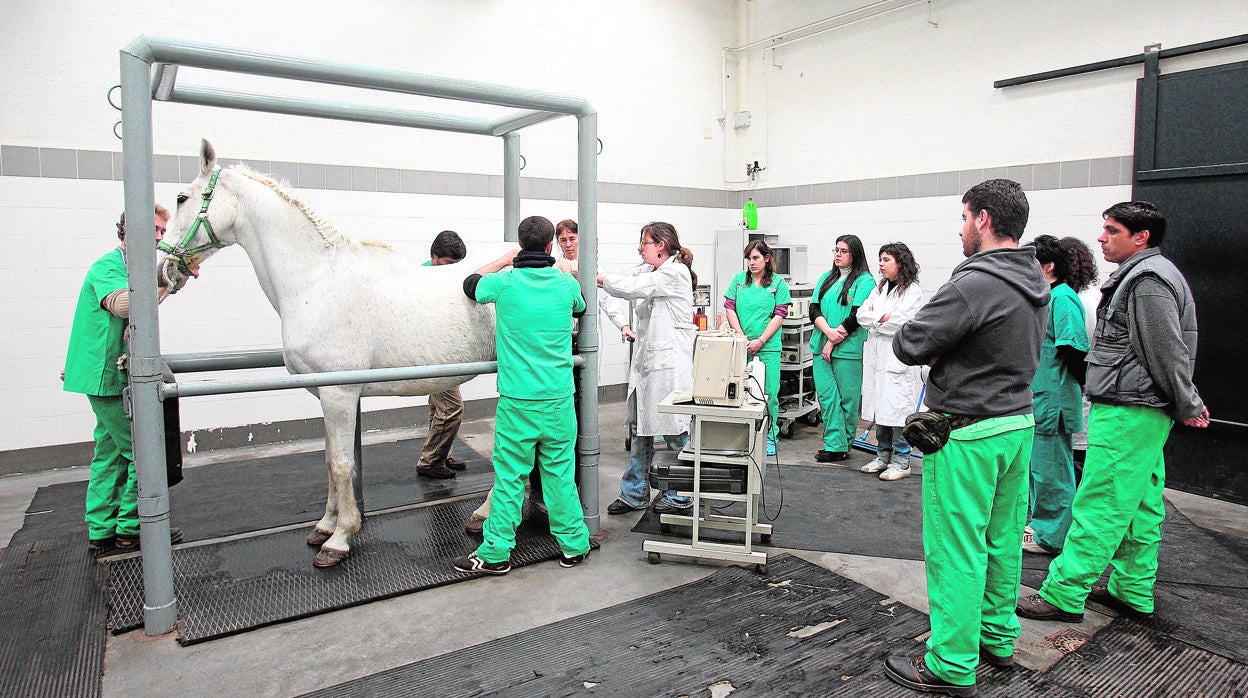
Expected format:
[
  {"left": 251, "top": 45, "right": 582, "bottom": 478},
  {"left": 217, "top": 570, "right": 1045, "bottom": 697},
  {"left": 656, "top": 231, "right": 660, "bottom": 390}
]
[{"left": 120, "top": 36, "right": 600, "bottom": 635}]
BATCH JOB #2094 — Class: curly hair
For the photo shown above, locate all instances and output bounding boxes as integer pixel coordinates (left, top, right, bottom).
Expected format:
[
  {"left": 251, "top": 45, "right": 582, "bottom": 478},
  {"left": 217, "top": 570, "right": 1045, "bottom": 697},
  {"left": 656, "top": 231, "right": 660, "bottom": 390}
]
[
  {"left": 1060, "top": 236, "right": 1099, "bottom": 293},
  {"left": 877, "top": 242, "right": 920, "bottom": 296}
]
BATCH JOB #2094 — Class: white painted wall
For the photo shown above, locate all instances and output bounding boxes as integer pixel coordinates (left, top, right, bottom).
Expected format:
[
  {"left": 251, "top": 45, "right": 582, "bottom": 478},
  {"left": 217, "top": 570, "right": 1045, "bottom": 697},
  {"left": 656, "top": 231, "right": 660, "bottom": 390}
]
[{"left": 728, "top": 0, "right": 1248, "bottom": 186}]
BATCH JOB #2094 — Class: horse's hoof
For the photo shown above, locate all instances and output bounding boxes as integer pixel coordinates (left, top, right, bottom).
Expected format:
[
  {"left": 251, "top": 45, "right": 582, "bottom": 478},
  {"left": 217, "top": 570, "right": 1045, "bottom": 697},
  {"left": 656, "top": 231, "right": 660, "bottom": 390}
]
[
  {"left": 313, "top": 547, "right": 349, "bottom": 568},
  {"left": 306, "top": 528, "right": 333, "bottom": 547}
]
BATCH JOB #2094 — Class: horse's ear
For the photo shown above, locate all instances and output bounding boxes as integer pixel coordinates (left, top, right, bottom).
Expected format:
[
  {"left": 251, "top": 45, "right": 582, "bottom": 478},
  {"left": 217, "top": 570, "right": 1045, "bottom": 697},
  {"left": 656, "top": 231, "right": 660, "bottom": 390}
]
[{"left": 200, "top": 139, "right": 217, "bottom": 175}]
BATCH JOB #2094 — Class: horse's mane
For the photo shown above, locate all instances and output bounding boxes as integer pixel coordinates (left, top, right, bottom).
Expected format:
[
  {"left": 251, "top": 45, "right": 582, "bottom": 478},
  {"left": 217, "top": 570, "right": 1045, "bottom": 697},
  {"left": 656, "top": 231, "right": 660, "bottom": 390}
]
[{"left": 235, "top": 166, "right": 393, "bottom": 251}]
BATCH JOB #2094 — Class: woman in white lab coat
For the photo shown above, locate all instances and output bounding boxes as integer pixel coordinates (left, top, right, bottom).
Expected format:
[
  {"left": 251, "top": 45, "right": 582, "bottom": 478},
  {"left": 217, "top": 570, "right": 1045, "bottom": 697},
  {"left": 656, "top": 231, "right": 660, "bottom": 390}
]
[
  {"left": 857, "top": 242, "right": 924, "bottom": 482},
  {"left": 598, "top": 222, "right": 698, "bottom": 515}
]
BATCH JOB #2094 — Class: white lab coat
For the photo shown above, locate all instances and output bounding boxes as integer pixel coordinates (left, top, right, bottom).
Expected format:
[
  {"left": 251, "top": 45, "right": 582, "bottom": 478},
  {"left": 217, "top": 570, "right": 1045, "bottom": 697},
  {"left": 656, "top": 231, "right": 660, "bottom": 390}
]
[
  {"left": 602, "top": 259, "right": 696, "bottom": 436},
  {"left": 556, "top": 257, "right": 629, "bottom": 331},
  {"left": 857, "top": 281, "right": 925, "bottom": 427}
]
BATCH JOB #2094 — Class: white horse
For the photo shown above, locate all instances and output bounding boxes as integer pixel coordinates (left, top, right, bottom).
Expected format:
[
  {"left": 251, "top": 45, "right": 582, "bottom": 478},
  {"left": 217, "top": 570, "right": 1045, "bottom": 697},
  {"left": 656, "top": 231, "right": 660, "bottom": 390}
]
[{"left": 162, "top": 140, "right": 496, "bottom": 567}]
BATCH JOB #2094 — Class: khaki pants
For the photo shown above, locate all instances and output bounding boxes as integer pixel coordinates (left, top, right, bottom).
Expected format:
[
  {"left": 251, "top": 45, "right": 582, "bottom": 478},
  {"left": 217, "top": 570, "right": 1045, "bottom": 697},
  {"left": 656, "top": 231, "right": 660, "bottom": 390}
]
[{"left": 418, "top": 386, "right": 463, "bottom": 468}]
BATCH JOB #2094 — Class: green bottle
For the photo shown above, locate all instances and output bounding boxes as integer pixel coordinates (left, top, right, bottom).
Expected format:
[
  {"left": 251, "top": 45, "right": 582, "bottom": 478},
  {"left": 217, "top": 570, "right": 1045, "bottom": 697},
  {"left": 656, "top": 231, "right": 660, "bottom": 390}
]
[{"left": 742, "top": 197, "right": 758, "bottom": 230}]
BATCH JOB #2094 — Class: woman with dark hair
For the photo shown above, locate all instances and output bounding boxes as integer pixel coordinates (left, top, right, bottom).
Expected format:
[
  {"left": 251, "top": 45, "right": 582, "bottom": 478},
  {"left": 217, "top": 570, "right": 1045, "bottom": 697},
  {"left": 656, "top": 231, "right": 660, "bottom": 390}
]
[
  {"left": 809, "top": 235, "right": 875, "bottom": 462},
  {"left": 724, "top": 240, "right": 792, "bottom": 455},
  {"left": 857, "top": 242, "right": 924, "bottom": 481},
  {"left": 1022, "top": 234, "right": 1097, "bottom": 555},
  {"left": 598, "top": 222, "right": 698, "bottom": 515}
]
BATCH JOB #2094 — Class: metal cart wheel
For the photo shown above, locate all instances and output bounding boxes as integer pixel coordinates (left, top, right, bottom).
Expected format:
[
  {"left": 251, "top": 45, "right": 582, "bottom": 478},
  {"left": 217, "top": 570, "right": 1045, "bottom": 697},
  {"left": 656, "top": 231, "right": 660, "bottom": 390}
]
[
  {"left": 648, "top": 552, "right": 661, "bottom": 565},
  {"left": 779, "top": 420, "right": 794, "bottom": 439},
  {"left": 803, "top": 410, "right": 821, "bottom": 426}
]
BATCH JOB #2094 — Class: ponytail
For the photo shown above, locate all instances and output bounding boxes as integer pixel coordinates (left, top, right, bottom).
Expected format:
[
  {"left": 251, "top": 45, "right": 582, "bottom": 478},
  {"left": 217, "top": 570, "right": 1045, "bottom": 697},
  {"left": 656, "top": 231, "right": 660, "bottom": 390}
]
[{"left": 675, "top": 246, "right": 698, "bottom": 290}]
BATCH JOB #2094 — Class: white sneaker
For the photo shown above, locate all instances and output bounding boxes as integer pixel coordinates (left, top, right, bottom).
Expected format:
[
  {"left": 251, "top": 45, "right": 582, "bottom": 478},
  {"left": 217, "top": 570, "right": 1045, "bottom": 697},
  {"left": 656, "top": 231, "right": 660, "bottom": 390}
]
[
  {"left": 879, "top": 465, "right": 911, "bottom": 481},
  {"left": 1022, "top": 525, "right": 1052, "bottom": 554},
  {"left": 861, "top": 458, "right": 888, "bottom": 474}
]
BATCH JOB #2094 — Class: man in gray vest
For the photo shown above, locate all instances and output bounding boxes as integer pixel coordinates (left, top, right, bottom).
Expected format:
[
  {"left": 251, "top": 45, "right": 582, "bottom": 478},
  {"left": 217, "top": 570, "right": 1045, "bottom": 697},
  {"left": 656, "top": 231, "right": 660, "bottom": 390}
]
[{"left": 1018, "top": 201, "right": 1209, "bottom": 624}]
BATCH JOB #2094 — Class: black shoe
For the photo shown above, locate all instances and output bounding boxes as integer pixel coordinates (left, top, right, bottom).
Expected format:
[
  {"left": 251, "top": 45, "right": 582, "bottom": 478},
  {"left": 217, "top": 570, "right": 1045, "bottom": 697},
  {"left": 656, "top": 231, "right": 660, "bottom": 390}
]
[
  {"left": 444, "top": 456, "right": 467, "bottom": 471},
  {"left": 652, "top": 499, "right": 693, "bottom": 515},
  {"left": 815, "top": 450, "right": 849, "bottom": 463},
  {"left": 417, "top": 464, "right": 457, "bottom": 479},
  {"left": 1088, "top": 582, "right": 1153, "bottom": 620},
  {"left": 113, "top": 527, "right": 184, "bottom": 554},
  {"left": 607, "top": 499, "right": 642, "bottom": 515},
  {"left": 1016, "top": 593, "right": 1083, "bottom": 622},
  {"left": 560, "top": 548, "right": 591, "bottom": 568},
  {"left": 883, "top": 655, "right": 977, "bottom": 697},
  {"left": 88, "top": 536, "right": 116, "bottom": 557},
  {"left": 453, "top": 552, "right": 511, "bottom": 575},
  {"left": 979, "top": 646, "right": 1014, "bottom": 668}
]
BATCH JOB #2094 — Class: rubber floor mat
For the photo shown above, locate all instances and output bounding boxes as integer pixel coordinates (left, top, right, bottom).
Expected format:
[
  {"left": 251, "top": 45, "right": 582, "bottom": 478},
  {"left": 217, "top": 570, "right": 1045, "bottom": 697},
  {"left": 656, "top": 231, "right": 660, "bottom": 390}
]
[
  {"left": 0, "top": 537, "right": 105, "bottom": 698},
  {"left": 105, "top": 496, "right": 560, "bottom": 644},
  {"left": 299, "top": 553, "right": 1022, "bottom": 697},
  {"left": 302, "top": 553, "right": 1248, "bottom": 698},
  {"left": 631, "top": 462, "right": 926, "bottom": 560},
  {"left": 14, "top": 438, "right": 491, "bottom": 546}
]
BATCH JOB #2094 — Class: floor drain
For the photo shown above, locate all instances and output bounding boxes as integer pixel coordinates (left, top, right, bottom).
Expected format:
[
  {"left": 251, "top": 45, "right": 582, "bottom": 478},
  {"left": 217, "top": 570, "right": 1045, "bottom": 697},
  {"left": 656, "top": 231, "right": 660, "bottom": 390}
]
[{"left": 1046, "top": 627, "right": 1090, "bottom": 654}]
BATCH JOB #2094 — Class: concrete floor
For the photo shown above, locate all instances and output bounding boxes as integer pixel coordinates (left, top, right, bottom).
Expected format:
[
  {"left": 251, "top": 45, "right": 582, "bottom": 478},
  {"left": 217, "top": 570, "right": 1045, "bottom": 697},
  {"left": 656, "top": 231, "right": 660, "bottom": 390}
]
[{"left": 3, "top": 397, "right": 1244, "bottom": 696}]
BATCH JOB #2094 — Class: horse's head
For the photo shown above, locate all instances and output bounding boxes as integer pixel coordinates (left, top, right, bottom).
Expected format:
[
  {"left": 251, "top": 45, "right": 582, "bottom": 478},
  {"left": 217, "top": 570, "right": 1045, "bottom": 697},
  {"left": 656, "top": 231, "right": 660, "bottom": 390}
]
[{"left": 159, "top": 139, "right": 238, "bottom": 285}]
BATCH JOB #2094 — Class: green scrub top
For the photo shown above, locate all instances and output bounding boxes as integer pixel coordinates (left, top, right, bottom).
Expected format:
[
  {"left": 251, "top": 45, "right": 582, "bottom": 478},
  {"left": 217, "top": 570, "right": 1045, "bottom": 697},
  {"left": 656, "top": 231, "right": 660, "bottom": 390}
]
[
  {"left": 724, "top": 270, "right": 791, "bottom": 353},
  {"left": 474, "top": 266, "right": 586, "bottom": 399},
  {"left": 63, "top": 248, "right": 128, "bottom": 397},
  {"left": 1031, "top": 282, "right": 1089, "bottom": 432},
  {"left": 809, "top": 269, "right": 874, "bottom": 359}
]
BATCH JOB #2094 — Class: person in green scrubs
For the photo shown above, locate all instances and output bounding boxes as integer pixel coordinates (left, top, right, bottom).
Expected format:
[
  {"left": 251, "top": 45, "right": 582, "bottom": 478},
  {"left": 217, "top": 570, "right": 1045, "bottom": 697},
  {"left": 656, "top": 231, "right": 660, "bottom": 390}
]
[
  {"left": 888, "top": 180, "right": 1050, "bottom": 695},
  {"left": 724, "top": 240, "right": 792, "bottom": 455},
  {"left": 453, "top": 215, "right": 592, "bottom": 575},
  {"left": 1022, "top": 235, "right": 1096, "bottom": 555},
  {"left": 809, "top": 234, "right": 874, "bottom": 462},
  {"left": 1018, "top": 201, "right": 1209, "bottom": 624},
  {"left": 63, "top": 205, "right": 186, "bottom": 556}
]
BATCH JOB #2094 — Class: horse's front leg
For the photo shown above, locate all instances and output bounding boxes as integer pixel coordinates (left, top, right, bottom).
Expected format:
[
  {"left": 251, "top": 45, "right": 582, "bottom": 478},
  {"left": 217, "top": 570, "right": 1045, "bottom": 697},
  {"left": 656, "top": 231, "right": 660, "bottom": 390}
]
[
  {"left": 306, "top": 451, "right": 340, "bottom": 547},
  {"left": 313, "top": 386, "right": 363, "bottom": 568}
]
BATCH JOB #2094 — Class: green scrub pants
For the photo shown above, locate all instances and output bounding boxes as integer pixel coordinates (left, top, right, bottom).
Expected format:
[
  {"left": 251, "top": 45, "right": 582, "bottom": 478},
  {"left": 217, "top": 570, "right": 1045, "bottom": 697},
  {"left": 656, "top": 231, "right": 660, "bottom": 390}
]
[
  {"left": 923, "top": 414, "right": 1034, "bottom": 687},
  {"left": 759, "top": 350, "right": 781, "bottom": 441},
  {"left": 1039, "top": 404, "right": 1171, "bottom": 614},
  {"left": 85, "top": 394, "right": 139, "bottom": 539},
  {"left": 478, "top": 395, "right": 590, "bottom": 563},
  {"left": 1028, "top": 430, "right": 1076, "bottom": 552},
  {"left": 813, "top": 356, "right": 863, "bottom": 452}
]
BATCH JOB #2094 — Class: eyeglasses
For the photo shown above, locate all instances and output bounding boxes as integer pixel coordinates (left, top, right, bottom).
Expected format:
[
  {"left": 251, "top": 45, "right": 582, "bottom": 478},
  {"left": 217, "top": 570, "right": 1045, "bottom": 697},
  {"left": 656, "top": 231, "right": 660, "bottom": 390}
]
[
  {"left": 640, "top": 240, "right": 659, "bottom": 247},
  {"left": 834, "top": 247, "right": 851, "bottom": 254}
]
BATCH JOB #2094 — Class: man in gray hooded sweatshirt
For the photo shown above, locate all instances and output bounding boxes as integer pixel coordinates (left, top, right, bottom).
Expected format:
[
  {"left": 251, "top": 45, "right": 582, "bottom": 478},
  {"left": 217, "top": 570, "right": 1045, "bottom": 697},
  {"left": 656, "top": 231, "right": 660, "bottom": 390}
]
[{"left": 882, "top": 179, "right": 1050, "bottom": 697}]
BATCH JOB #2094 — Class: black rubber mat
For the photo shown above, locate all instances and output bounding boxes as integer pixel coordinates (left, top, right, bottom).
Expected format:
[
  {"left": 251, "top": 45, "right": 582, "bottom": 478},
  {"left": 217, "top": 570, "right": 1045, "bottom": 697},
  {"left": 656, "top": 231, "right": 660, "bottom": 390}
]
[
  {"left": 1021, "top": 503, "right": 1248, "bottom": 665},
  {"left": 300, "top": 552, "right": 1248, "bottom": 697},
  {"left": 299, "top": 553, "right": 979, "bottom": 697},
  {"left": 105, "top": 496, "right": 559, "bottom": 645},
  {"left": 0, "top": 537, "right": 105, "bottom": 698},
  {"left": 632, "top": 462, "right": 926, "bottom": 560},
  {"left": 13, "top": 437, "right": 490, "bottom": 546}
]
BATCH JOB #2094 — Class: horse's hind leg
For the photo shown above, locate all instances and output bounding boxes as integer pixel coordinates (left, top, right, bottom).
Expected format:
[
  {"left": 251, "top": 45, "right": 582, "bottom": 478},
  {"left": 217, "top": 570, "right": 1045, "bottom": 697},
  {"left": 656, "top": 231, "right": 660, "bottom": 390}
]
[{"left": 313, "top": 386, "right": 363, "bottom": 567}]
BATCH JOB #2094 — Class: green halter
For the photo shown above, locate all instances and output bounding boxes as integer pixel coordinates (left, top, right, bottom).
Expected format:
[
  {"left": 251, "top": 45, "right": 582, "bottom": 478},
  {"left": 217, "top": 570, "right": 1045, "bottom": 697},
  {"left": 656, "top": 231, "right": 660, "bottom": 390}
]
[{"left": 159, "top": 167, "right": 226, "bottom": 272}]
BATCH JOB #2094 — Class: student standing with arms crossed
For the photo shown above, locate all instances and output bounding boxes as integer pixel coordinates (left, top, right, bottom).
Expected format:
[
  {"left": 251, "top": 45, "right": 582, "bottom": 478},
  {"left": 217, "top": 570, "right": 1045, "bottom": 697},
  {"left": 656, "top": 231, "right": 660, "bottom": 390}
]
[{"left": 809, "top": 235, "right": 874, "bottom": 463}]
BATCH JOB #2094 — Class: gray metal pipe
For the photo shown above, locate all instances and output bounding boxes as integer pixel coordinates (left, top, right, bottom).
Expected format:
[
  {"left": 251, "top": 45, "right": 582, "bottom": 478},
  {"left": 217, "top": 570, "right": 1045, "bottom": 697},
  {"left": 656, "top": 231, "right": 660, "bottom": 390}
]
[
  {"left": 168, "top": 84, "right": 498, "bottom": 135},
  {"left": 163, "top": 348, "right": 285, "bottom": 373},
  {"left": 503, "top": 132, "right": 520, "bottom": 242},
  {"left": 120, "top": 49, "right": 178, "bottom": 636},
  {"left": 575, "top": 112, "right": 602, "bottom": 536},
  {"left": 127, "top": 36, "right": 594, "bottom": 117}
]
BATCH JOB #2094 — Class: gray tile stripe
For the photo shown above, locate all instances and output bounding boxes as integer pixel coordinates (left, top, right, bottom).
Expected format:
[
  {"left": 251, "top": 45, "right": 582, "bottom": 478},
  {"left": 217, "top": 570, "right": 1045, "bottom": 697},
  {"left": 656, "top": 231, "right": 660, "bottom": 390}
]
[{"left": 1, "top": 144, "right": 1132, "bottom": 207}]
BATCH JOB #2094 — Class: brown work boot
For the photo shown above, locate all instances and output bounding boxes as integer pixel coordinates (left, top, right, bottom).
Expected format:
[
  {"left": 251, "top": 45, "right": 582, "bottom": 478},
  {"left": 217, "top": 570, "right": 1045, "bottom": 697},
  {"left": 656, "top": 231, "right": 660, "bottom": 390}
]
[
  {"left": 1016, "top": 593, "right": 1083, "bottom": 622},
  {"left": 417, "top": 463, "right": 456, "bottom": 479}
]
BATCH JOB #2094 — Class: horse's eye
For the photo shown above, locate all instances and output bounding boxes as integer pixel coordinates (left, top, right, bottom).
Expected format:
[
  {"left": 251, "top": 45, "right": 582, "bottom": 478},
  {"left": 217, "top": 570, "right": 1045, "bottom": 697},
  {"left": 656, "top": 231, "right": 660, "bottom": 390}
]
[{"left": 177, "top": 194, "right": 188, "bottom": 205}]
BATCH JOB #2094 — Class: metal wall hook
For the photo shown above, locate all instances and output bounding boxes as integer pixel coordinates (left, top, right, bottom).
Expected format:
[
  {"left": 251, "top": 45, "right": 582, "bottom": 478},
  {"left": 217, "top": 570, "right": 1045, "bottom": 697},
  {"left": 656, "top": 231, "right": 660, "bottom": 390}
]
[
  {"left": 108, "top": 85, "right": 123, "bottom": 111},
  {"left": 519, "top": 155, "right": 526, "bottom": 171},
  {"left": 114, "top": 120, "right": 123, "bottom": 140},
  {"left": 597, "top": 138, "right": 604, "bottom": 155}
]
